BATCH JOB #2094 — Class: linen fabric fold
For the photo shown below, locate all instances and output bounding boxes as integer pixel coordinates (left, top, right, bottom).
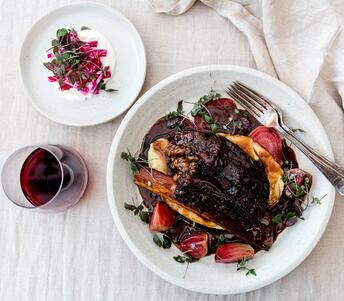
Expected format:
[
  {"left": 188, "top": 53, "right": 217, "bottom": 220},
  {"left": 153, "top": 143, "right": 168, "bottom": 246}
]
[{"left": 149, "top": 0, "right": 344, "bottom": 165}]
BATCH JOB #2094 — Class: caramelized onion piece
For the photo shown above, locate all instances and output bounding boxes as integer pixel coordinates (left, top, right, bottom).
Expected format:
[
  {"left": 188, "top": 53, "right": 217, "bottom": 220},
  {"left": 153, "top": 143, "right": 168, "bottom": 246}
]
[{"left": 215, "top": 243, "right": 255, "bottom": 263}]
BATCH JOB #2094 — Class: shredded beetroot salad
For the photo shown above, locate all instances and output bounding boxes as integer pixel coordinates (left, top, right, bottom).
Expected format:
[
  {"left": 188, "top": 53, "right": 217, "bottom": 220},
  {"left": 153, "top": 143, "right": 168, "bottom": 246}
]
[{"left": 43, "top": 27, "right": 116, "bottom": 96}]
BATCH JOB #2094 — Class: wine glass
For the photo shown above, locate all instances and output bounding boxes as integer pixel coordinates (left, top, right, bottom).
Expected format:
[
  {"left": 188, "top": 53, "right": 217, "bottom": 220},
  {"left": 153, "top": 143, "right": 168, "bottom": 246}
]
[{"left": 1, "top": 144, "right": 88, "bottom": 212}]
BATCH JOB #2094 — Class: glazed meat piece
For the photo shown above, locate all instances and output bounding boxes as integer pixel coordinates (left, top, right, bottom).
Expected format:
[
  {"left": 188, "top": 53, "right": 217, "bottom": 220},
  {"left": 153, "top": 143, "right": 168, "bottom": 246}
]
[
  {"left": 167, "top": 131, "right": 230, "bottom": 179},
  {"left": 136, "top": 131, "right": 273, "bottom": 250},
  {"left": 172, "top": 133, "right": 272, "bottom": 250}
]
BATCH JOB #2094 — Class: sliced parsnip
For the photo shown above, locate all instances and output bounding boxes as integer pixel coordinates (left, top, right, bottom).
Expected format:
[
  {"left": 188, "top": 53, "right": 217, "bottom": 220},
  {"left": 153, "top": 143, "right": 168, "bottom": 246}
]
[
  {"left": 217, "top": 133, "right": 259, "bottom": 160},
  {"left": 147, "top": 138, "right": 169, "bottom": 174}
]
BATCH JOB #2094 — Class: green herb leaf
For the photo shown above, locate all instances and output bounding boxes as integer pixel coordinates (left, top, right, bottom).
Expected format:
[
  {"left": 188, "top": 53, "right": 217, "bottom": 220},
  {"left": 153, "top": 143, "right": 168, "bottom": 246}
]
[
  {"left": 51, "top": 39, "right": 59, "bottom": 47},
  {"left": 139, "top": 211, "right": 150, "bottom": 224},
  {"left": 162, "top": 236, "right": 172, "bottom": 249},
  {"left": 177, "top": 100, "right": 183, "bottom": 114},
  {"left": 56, "top": 28, "right": 69, "bottom": 38},
  {"left": 81, "top": 26, "right": 91, "bottom": 31},
  {"left": 246, "top": 269, "right": 257, "bottom": 276},
  {"left": 153, "top": 234, "right": 162, "bottom": 247},
  {"left": 173, "top": 255, "right": 187, "bottom": 263},
  {"left": 173, "top": 255, "right": 196, "bottom": 264},
  {"left": 311, "top": 194, "right": 326, "bottom": 205},
  {"left": 121, "top": 151, "right": 140, "bottom": 172},
  {"left": 203, "top": 114, "right": 213, "bottom": 124},
  {"left": 105, "top": 88, "right": 118, "bottom": 92},
  {"left": 43, "top": 62, "right": 55, "bottom": 72},
  {"left": 210, "top": 123, "right": 218, "bottom": 133},
  {"left": 236, "top": 256, "right": 256, "bottom": 276},
  {"left": 124, "top": 201, "right": 150, "bottom": 223},
  {"left": 54, "top": 51, "right": 62, "bottom": 63},
  {"left": 234, "top": 119, "right": 242, "bottom": 129},
  {"left": 124, "top": 202, "right": 137, "bottom": 211},
  {"left": 272, "top": 213, "right": 282, "bottom": 224},
  {"left": 215, "top": 234, "right": 225, "bottom": 248}
]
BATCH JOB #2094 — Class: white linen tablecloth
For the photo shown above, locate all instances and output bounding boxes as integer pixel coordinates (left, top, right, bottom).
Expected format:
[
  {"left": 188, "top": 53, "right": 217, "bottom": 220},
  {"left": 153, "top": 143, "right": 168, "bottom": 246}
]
[{"left": 0, "top": 0, "right": 343, "bottom": 300}]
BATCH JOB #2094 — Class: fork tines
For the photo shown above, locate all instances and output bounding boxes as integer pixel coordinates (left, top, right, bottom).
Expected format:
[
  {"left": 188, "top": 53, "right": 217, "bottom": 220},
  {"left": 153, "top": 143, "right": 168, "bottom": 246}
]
[{"left": 226, "top": 81, "right": 275, "bottom": 120}]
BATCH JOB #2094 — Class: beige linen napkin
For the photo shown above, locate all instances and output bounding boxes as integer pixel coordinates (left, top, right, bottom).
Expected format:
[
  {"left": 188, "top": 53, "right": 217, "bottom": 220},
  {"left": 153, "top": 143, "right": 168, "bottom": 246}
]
[{"left": 149, "top": 0, "right": 344, "bottom": 165}]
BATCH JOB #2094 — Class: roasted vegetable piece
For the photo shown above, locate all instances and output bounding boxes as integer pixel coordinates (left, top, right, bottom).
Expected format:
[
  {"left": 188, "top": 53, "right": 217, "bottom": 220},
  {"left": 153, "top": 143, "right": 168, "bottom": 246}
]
[
  {"left": 150, "top": 201, "right": 176, "bottom": 231},
  {"left": 179, "top": 232, "right": 209, "bottom": 259},
  {"left": 250, "top": 126, "right": 283, "bottom": 164},
  {"left": 215, "top": 243, "right": 255, "bottom": 263}
]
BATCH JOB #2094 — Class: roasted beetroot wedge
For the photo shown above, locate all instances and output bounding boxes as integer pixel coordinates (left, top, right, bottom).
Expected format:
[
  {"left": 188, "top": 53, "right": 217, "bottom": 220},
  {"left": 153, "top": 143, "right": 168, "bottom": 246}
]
[
  {"left": 179, "top": 232, "right": 209, "bottom": 259},
  {"left": 250, "top": 126, "right": 282, "bottom": 164},
  {"left": 215, "top": 243, "right": 255, "bottom": 263},
  {"left": 150, "top": 201, "right": 176, "bottom": 232}
]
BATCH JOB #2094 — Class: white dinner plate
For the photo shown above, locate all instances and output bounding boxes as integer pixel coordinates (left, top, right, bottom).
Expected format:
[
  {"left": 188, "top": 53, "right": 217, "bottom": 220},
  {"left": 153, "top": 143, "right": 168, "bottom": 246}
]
[
  {"left": 106, "top": 65, "right": 335, "bottom": 294},
  {"left": 20, "top": 2, "right": 146, "bottom": 126}
]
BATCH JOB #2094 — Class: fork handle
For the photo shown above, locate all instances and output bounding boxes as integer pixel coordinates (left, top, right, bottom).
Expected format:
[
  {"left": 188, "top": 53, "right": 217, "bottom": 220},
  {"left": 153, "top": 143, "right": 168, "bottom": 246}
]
[{"left": 278, "top": 125, "right": 344, "bottom": 196}]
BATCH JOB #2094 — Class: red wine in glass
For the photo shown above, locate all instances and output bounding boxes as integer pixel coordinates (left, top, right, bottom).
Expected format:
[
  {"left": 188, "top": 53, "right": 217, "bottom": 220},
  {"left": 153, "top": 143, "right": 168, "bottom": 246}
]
[
  {"left": 1, "top": 144, "right": 88, "bottom": 211},
  {"left": 20, "top": 148, "right": 63, "bottom": 207}
]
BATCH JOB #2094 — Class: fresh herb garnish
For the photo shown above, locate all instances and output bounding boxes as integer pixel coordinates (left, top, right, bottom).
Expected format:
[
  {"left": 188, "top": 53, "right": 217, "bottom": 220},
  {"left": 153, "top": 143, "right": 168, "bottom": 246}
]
[
  {"left": 272, "top": 213, "right": 283, "bottom": 224},
  {"left": 311, "top": 194, "right": 326, "bottom": 205},
  {"left": 191, "top": 90, "right": 221, "bottom": 133},
  {"left": 173, "top": 255, "right": 197, "bottom": 264},
  {"left": 233, "top": 119, "right": 242, "bottom": 129},
  {"left": 273, "top": 174, "right": 324, "bottom": 228},
  {"left": 162, "top": 236, "right": 172, "bottom": 248},
  {"left": 121, "top": 151, "right": 140, "bottom": 172},
  {"left": 124, "top": 201, "right": 150, "bottom": 223},
  {"left": 153, "top": 233, "right": 162, "bottom": 247},
  {"left": 105, "top": 88, "right": 118, "bottom": 92},
  {"left": 272, "top": 211, "right": 299, "bottom": 224},
  {"left": 215, "top": 234, "right": 225, "bottom": 248},
  {"left": 81, "top": 26, "right": 91, "bottom": 31},
  {"left": 236, "top": 256, "right": 256, "bottom": 276},
  {"left": 165, "top": 100, "right": 184, "bottom": 120},
  {"left": 153, "top": 234, "right": 172, "bottom": 249}
]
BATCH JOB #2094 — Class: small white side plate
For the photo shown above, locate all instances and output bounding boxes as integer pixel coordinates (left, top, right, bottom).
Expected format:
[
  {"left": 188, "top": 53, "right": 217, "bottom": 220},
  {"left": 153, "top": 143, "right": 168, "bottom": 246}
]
[{"left": 20, "top": 3, "right": 146, "bottom": 126}]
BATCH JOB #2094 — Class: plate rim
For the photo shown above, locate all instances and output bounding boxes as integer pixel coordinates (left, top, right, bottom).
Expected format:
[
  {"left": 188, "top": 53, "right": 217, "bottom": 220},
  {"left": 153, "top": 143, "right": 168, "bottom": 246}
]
[
  {"left": 19, "top": 1, "right": 147, "bottom": 127},
  {"left": 106, "top": 64, "right": 335, "bottom": 294}
]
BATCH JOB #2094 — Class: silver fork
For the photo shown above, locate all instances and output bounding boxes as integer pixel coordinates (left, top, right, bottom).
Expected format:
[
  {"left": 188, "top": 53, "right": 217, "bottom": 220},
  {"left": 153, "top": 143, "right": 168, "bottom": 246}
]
[{"left": 226, "top": 81, "right": 344, "bottom": 195}]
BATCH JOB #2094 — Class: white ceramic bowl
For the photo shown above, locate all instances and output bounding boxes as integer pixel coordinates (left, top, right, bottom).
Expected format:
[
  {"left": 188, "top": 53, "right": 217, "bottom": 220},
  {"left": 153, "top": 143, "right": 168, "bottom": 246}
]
[
  {"left": 107, "top": 65, "right": 335, "bottom": 294},
  {"left": 20, "top": 2, "right": 146, "bottom": 126}
]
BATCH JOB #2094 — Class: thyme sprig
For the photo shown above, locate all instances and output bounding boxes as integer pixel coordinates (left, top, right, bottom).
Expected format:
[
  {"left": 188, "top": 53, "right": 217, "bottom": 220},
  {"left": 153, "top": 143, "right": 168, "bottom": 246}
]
[
  {"left": 124, "top": 201, "right": 150, "bottom": 223},
  {"left": 237, "top": 257, "right": 256, "bottom": 276},
  {"left": 153, "top": 234, "right": 172, "bottom": 249},
  {"left": 173, "top": 255, "right": 198, "bottom": 264},
  {"left": 121, "top": 151, "right": 141, "bottom": 173}
]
